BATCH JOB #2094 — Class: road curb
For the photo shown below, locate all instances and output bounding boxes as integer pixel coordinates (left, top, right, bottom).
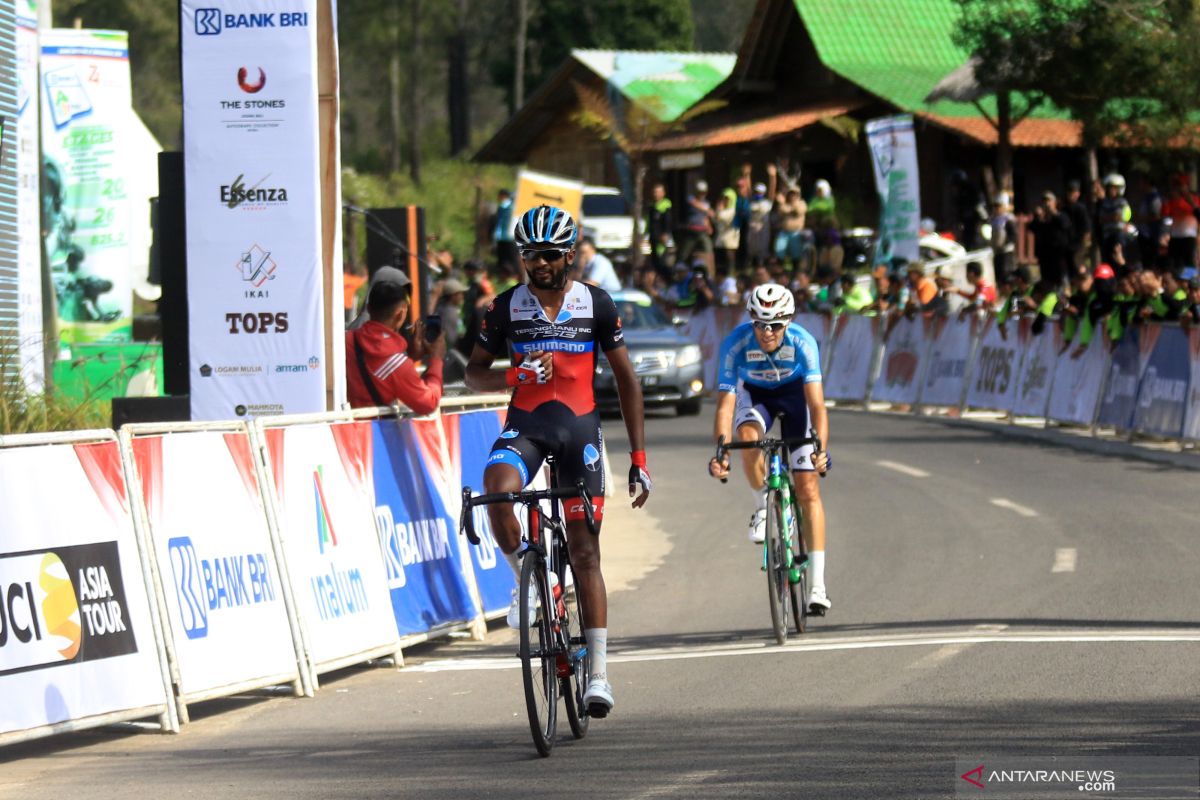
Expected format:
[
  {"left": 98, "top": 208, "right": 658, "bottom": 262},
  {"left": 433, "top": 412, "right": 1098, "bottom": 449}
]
[{"left": 831, "top": 406, "right": 1200, "bottom": 472}]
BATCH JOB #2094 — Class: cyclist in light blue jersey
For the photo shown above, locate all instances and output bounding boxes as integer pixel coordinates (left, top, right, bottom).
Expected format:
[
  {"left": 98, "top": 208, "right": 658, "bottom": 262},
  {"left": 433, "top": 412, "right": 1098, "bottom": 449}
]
[{"left": 708, "top": 283, "right": 832, "bottom": 613}]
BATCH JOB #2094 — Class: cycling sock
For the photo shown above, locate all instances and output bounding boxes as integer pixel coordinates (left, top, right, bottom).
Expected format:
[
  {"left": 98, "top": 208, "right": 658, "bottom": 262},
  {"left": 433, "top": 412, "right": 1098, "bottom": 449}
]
[
  {"left": 503, "top": 545, "right": 523, "bottom": 580},
  {"left": 751, "top": 486, "right": 767, "bottom": 511},
  {"left": 808, "top": 550, "right": 825, "bottom": 589},
  {"left": 585, "top": 628, "right": 608, "bottom": 682}
]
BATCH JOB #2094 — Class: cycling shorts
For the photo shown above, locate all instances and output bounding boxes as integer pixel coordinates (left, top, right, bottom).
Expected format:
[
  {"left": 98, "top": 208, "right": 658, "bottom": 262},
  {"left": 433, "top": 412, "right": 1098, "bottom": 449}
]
[
  {"left": 734, "top": 382, "right": 816, "bottom": 472},
  {"left": 486, "top": 403, "right": 606, "bottom": 522}
]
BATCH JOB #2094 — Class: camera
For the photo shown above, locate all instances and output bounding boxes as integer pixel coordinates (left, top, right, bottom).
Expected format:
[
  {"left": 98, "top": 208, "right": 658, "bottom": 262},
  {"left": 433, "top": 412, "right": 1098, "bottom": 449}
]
[{"left": 423, "top": 314, "right": 443, "bottom": 342}]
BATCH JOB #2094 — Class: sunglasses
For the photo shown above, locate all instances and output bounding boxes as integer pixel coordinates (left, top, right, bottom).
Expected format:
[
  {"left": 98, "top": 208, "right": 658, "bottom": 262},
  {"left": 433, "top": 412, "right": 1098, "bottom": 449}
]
[
  {"left": 521, "top": 248, "right": 569, "bottom": 263},
  {"left": 752, "top": 320, "right": 789, "bottom": 332}
]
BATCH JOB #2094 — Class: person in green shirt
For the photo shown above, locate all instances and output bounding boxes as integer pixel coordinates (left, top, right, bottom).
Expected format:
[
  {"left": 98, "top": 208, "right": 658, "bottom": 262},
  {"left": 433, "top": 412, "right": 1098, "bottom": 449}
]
[
  {"left": 834, "top": 272, "right": 873, "bottom": 314},
  {"left": 995, "top": 266, "right": 1032, "bottom": 330},
  {"left": 1060, "top": 263, "right": 1115, "bottom": 355}
]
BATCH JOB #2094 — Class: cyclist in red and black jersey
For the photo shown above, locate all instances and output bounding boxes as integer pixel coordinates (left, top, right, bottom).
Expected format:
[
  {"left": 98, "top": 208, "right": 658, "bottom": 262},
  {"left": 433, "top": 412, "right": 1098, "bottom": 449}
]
[{"left": 466, "top": 205, "right": 651, "bottom": 718}]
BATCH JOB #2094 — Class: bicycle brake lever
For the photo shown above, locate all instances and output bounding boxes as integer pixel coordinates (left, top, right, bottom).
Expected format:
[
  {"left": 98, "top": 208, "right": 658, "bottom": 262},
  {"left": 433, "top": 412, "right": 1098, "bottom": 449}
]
[
  {"left": 714, "top": 435, "right": 728, "bottom": 484},
  {"left": 460, "top": 487, "right": 480, "bottom": 545}
]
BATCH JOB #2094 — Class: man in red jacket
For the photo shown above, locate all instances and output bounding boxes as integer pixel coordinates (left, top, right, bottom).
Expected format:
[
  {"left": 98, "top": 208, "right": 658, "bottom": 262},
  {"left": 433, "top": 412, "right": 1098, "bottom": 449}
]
[{"left": 346, "top": 279, "right": 446, "bottom": 414}]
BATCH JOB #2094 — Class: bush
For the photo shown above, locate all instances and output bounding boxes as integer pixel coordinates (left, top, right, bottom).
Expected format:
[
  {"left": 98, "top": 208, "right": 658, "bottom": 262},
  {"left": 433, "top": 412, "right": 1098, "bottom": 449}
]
[{"left": 1, "top": 338, "right": 111, "bottom": 434}]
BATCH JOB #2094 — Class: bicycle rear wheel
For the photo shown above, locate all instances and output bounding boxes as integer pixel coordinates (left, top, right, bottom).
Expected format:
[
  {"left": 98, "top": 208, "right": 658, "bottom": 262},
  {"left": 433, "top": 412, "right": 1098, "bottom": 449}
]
[
  {"left": 559, "top": 566, "right": 590, "bottom": 740},
  {"left": 520, "top": 551, "right": 558, "bottom": 756},
  {"left": 765, "top": 490, "right": 789, "bottom": 645},
  {"left": 789, "top": 527, "right": 808, "bottom": 635}
]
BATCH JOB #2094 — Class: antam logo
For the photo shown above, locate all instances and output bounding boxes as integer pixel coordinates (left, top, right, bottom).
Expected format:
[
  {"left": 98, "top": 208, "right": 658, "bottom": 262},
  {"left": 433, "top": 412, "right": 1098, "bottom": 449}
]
[
  {"left": 237, "top": 66, "right": 266, "bottom": 93},
  {"left": 961, "top": 764, "right": 986, "bottom": 788}
]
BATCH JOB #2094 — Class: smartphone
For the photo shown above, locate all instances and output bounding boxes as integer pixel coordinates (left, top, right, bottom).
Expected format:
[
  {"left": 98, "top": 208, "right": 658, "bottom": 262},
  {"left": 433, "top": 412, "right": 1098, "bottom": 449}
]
[{"left": 423, "top": 314, "right": 442, "bottom": 342}]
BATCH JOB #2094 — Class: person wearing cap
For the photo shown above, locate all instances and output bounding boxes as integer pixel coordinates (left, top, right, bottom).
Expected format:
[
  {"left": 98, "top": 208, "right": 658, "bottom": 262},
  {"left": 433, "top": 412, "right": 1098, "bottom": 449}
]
[
  {"left": 346, "top": 279, "right": 445, "bottom": 413},
  {"left": 808, "top": 178, "right": 836, "bottom": 246},
  {"left": 746, "top": 172, "right": 775, "bottom": 266},
  {"left": 1060, "top": 264, "right": 1113, "bottom": 355},
  {"left": 1098, "top": 174, "right": 1132, "bottom": 268},
  {"left": 347, "top": 265, "right": 412, "bottom": 331},
  {"left": 677, "top": 180, "right": 714, "bottom": 275},
  {"left": 1031, "top": 190, "right": 1072, "bottom": 290}
]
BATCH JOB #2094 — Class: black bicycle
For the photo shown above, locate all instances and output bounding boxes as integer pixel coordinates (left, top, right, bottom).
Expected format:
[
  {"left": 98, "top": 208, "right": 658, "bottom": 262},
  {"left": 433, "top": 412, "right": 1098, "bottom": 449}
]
[
  {"left": 460, "top": 467, "right": 597, "bottom": 757},
  {"left": 714, "top": 433, "right": 823, "bottom": 644}
]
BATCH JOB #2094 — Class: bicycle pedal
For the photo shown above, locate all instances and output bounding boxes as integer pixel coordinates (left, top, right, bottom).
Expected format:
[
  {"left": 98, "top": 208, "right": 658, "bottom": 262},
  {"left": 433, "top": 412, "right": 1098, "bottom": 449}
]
[
  {"left": 587, "top": 703, "right": 610, "bottom": 719},
  {"left": 807, "top": 605, "right": 827, "bottom": 617}
]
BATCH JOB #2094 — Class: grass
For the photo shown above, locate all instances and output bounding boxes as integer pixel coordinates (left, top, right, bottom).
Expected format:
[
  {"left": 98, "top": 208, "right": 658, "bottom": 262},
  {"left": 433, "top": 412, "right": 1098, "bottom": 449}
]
[{"left": 1, "top": 338, "right": 111, "bottom": 435}]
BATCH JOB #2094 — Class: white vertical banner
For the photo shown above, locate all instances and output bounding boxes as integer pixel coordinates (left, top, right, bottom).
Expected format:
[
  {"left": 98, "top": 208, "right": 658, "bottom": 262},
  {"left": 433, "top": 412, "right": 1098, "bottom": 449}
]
[
  {"left": 39, "top": 29, "right": 135, "bottom": 344},
  {"left": 1047, "top": 329, "right": 1110, "bottom": 426},
  {"left": 1184, "top": 329, "right": 1200, "bottom": 442},
  {"left": 919, "top": 315, "right": 974, "bottom": 408},
  {"left": 865, "top": 115, "right": 921, "bottom": 264},
  {"left": 965, "top": 317, "right": 1022, "bottom": 412},
  {"left": 182, "top": 0, "right": 326, "bottom": 421},
  {"left": 14, "top": 0, "right": 42, "bottom": 387},
  {"left": 1011, "top": 320, "right": 1056, "bottom": 418}
]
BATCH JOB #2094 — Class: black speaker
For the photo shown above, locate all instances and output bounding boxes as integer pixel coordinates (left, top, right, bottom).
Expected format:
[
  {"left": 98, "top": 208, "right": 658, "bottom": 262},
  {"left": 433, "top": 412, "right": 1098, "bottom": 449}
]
[
  {"left": 158, "top": 152, "right": 188, "bottom": 396},
  {"left": 364, "top": 206, "right": 431, "bottom": 317},
  {"left": 111, "top": 395, "right": 191, "bottom": 428}
]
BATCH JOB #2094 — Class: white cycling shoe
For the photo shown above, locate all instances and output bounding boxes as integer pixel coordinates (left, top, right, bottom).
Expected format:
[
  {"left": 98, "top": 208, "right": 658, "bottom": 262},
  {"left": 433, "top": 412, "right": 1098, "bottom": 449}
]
[
  {"left": 748, "top": 508, "right": 767, "bottom": 544},
  {"left": 583, "top": 677, "right": 614, "bottom": 718},
  {"left": 505, "top": 585, "right": 537, "bottom": 629},
  {"left": 807, "top": 584, "right": 832, "bottom": 615}
]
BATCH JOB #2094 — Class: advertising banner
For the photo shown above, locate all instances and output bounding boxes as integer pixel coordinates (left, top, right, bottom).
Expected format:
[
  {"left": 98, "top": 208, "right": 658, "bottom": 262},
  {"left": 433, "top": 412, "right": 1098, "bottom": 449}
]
[
  {"left": 182, "top": 0, "right": 326, "bottom": 420},
  {"left": 39, "top": 29, "right": 134, "bottom": 343},
  {"left": 371, "top": 418, "right": 476, "bottom": 637},
  {"left": 262, "top": 421, "right": 397, "bottom": 671},
  {"left": 1097, "top": 328, "right": 1149, "bottom": 430},
  {"left": 1184, "top": 329, "right": 1200, "bottom": 442},
  {"left": 795, "top": 312, "right": 832, "bottom": 374},
  {"left": 865, "top": 115, "right": 920, "bottom": 264},
  {"left": 515, "top": 168, "right": 583, "bottom": 225},
  {"left": 454, "top": 409, "right": 518, "bottom": 615},
  {"left": 1131, "top": 325, "right": 1189, "bottom": 439},
  {"left": 13, "top": 0, "right": 42, "bottom": 388},
  {"left": 0, "top": 441, "right": 168, "bottom": 736},
  {"left": 871, "top": 315, "right": 925, "bottom": 405},
  {"left": 824, "top": 314, "right": 876, "bottom": 401},
  {"left": 919, "top": 315, "right": 973, "bottom": 408},
  {"left": 1046, "top": 328, "right": 1109, "bottom": 426},
  {"left": 1011, "top": 319, "right": 1056, "bottom": 418},
  {"left": 684, "top": 305, "right": 743, "bottom": 392},
  {"left": 129, "top": 431, "right": 300, "bottom": 698},
  {"left": 965, "top": 318, "right": 1022, "bottom": 412}
]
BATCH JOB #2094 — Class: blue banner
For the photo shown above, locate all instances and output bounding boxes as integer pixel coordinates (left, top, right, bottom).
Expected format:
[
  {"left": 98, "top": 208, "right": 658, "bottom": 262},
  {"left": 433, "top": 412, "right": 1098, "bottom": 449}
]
[
  {"left": 1132, "top": 326, "right": 1190, "bottom": 438},
  {"left": 371, "top": 420, "right": 476, "bottom": 636},
  {"left": 455, "top": 410, "right": 518, "bottom": 616},
  {"left": 1097, "top": 330, "right": 1143, "bottom": 430}
]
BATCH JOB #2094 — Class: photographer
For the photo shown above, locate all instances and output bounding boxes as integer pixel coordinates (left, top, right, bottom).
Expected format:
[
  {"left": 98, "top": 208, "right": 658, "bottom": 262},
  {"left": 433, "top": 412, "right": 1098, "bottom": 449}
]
[
  {"left": 346, "top": 277, "right": 446, "bottom": 414},
  {"left": 662, "top": 261, "right": 715, "bottom": 314}
]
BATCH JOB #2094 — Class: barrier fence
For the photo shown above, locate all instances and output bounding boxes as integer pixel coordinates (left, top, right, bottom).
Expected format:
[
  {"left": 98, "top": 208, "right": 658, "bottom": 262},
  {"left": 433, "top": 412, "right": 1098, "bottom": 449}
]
[{"left": 0, "top": 397, "right": 521, "bottom": 746}]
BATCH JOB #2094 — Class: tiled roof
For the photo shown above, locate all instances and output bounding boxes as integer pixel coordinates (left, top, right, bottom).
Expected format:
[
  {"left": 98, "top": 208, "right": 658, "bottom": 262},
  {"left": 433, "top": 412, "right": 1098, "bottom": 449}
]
[
  {"left": 652, "top": 101, "right": 863, "bottom": 151},
  {"left": 919, "top": 114, "right": 1083, "bottom": 147}
]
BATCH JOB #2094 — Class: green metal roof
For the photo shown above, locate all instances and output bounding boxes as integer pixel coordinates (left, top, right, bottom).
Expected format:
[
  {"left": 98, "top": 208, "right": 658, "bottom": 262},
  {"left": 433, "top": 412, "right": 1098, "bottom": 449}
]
[
  {"left": 572, "top": 50, "right": 737, "bottom": 122},
  {"left": 793, "top": 0, "right": 1061, "bottom": 119}
]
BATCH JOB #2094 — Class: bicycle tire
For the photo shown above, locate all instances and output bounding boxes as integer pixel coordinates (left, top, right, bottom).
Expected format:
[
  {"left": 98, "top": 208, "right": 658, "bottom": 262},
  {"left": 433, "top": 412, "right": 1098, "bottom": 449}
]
[
  {"left": 788, "top": 497, "right": 808, "bottom": 635},
  {"left": 560, "top": 567, "right": 590, "bottom": 740},
  {"left": 765, "top": 491, "right": 789, "bottom": 645},
  {"left": 520, "top": 551, "right": 557, "bottom": 756}
]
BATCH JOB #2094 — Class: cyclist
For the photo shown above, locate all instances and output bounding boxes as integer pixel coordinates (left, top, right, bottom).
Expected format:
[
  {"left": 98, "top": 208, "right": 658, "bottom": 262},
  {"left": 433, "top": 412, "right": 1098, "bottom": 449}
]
[
  {"left": 707, "top": 284, "right": 832, "bottom": 614},
  {"left": 465, "top": 205, "right": 652, "bottom": 718}
]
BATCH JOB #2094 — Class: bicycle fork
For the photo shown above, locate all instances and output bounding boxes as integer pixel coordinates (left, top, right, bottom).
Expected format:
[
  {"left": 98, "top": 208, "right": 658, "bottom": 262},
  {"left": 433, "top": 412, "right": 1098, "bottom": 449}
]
[{"left": 761, "top": 454, "right": 804, "bottom": 585}]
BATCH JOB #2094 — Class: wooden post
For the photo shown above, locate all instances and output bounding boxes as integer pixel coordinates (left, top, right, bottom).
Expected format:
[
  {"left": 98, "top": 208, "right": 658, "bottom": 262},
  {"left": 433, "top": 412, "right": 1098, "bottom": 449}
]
[{"left": 317, "top": 0, "right": 344, "bottom": 410}]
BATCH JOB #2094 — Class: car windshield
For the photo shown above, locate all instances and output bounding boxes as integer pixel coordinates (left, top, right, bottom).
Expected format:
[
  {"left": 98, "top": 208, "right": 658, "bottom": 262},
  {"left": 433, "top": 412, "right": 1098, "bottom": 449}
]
[
  {"left": 614, "top": 299, "right": 671, "bottom": 329},
  {"left": 582, "top": 194, "right": 629, "bottom": 217}
]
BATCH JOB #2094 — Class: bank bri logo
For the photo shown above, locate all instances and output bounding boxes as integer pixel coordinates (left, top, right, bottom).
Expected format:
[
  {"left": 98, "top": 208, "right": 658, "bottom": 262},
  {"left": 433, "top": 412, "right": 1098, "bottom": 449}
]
[
  {"left": 195, "top": 8, "right": 310, "bottom": 35},
  {"left": 313, "top": 467, "right": 339, "bottom": 554},
  {"left": 195, "top": 8, "right": 221, "bottom": 35}
]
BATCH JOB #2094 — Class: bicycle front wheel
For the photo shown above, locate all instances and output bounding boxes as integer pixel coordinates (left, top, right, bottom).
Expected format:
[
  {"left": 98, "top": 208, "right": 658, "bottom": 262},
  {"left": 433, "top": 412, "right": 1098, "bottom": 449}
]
[
  {"left": 520, "top": 551, "right": 558, "bottom": 756},
  {"left": 765, "top": 490, "right": 789, "bottom": 645}
]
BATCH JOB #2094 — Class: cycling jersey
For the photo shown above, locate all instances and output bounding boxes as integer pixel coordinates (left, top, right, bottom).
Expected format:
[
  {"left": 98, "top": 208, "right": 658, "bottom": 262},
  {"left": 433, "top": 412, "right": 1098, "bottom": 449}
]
[
  {"left": 478, "top": 281, "right": 624, "bottom": 415},
  {"left": 717, "top": 321, "right": 821, "bottom": 393}
]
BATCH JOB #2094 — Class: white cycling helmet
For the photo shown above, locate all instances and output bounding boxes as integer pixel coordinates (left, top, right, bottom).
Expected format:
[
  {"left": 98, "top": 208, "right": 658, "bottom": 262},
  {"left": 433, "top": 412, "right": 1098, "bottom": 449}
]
[
  {"left": 1103, "top": 173, "right": 1126, "bottom": 193},
  {"left": 747, "top": 283, "right": 795, "bottom": 322}
]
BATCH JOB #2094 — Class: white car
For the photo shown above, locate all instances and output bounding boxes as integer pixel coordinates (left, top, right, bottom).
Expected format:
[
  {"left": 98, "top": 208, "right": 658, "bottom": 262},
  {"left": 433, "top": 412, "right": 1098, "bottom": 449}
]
[{"left": 580, "top": 185, "right": 649, "bottom": 259}]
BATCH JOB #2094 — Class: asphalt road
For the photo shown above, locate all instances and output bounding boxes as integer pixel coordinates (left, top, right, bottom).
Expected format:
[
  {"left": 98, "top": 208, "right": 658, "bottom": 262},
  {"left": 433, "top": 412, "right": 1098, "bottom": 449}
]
[{"left": 4, "top": 406, "right": 1199, "bottom": 799}]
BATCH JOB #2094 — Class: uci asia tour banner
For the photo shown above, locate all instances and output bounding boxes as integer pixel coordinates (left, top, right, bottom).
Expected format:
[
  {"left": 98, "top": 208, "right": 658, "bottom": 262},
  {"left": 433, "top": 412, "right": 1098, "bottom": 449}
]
[
  {"left": 40, "top": 29, "right": 135, "bottom": 344},
  {"left": 866, "top": 115, "right": 921, "bottom": 265},
  {"left": 182, "top": 0, "right": 326, "bottom": 421}
]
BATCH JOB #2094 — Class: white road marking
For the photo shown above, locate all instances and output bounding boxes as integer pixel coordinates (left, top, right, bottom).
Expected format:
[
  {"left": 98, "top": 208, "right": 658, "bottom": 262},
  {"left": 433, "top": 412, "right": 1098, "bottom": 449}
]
[
  {"left": 1052, "top": 547, "right": 1078, "bottom": 573},
  {"left": 990, "top": 497, "right": 1039, "bottom": 517},
  {"left": 908, "top": 624, "right": 1007, "bottom": 669},
  {"left": 403, "top": 629, "right": 1200, "bottom": 672},
  {"left": 875, "top": 460, "right": 930, "bottom": 478}
]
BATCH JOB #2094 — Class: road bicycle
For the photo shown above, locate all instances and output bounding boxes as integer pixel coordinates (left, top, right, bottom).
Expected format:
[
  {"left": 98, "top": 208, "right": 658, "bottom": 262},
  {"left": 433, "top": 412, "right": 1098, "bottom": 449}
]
[
  {"left": 714, "top": 433, "right": 823, "bottom": 645},
  {"left": 460, "top": 465, "right": 596, "bottom": 757}
]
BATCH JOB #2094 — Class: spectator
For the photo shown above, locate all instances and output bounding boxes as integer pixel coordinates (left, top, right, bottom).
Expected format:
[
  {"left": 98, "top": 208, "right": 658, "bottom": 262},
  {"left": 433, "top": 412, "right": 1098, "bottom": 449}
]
[
  {"left": 713, "top": 189, "right": 741, "bottom": 274},
  {"left": 950, "top": 169, "right": 986, "bottom": 250},
  {"left": 1063, "top": 179, "right": 1092, "bottom": 271},
  {"left": 867, "top": 268, "right": 893, "bottom": 316},
  {"left": 1180, "top": 276, "right": 1200, "bottom": 326},
  {"left": 1148, "top": 269, "right": 1189, "bottom": 321},
  {"left": 904, "top": 262, "right": 938, "bottom": 314},
  {"left": 815, "top": 214, "right": 844, "bottom": 272},
  {"left": 1105, "top": 271, "right": 1140, "bottom": 344},
  {"left": 716, "top": 266, "right": 740, "bottom": 306},
  {"left": 733, "top": 176, "right": 753, "bottom": 268},
  {"left": 458, "top": 260, "right": 494, "bottom": 357},
  {"left": 661, "top": 261, "right": 714, "bottom": 314},
  {"left": 791, "top": 271, "right": 816, "bottom": 312},
  {"left": 996, "top": 265, "right": 1032, "bottom": 329},
  {"left": 646, "top": 182, "right": 674, "bottom": 280},
  {"left": 1135, "top": 177, "right": 1165, "bottom": 270},
  {"left": 954, "top": 261, "right": 997, "bottom": 311},
  {"left": 1060, "top": 264, "right": 1112, "bottom": 354},
  {"left": 576, "top": 237, "right": 621, "bottom": 292},
  {"left": 835, "top": 272, "right": 873, "bottom": 314},
  {"left": 773, "top": 187, "right": 811, "bottom": 272},
  {"left": 1030, "top": 191, "right": 1072, "bottom": 290},
  {"left": 745, "top": 172, "right": 776, "bottom": 266},
  {"left": 1162, "top": 176, "right": 1199, "bottom": 271},
  {"left": 808, "top": 179, "right": 836, "bottom": 232},
  {"left": 1098, "top": 174, "right": 1132, "bottom": 269},
  {"left": 347, "top": 265, "right": 410, "bottom": 331},
  {"left": 435, "top": 277, "right": 467, "bottom": 352},
  {"left": 677, "top": 180, "right": 714, "bottom": 275},
  {"left": 346, "top": 280, "right": 445, "bottom": 414},
  {"left": 1025, "top": 280, "right": 1059, "bottom": 335},
  {"left": 989, "top": 192, "right": 1017, "bottom": 283},
  {"left": 492, "top": 188, "right": 519, "bottom": 278}
]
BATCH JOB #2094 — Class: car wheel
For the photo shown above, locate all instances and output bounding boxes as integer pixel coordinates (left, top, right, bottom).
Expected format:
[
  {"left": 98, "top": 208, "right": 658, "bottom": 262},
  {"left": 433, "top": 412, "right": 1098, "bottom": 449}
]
[{"left": 676, "top": 397, "right": 703, "bottom": 416}]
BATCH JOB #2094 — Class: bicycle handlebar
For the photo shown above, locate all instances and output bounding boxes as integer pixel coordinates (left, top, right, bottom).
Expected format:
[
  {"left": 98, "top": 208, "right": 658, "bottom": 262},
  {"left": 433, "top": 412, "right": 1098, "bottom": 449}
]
[
  {"left": 459, "top": 480, "right": 596, "bottom": 545},
  {"left": 711, "top": 434, "right": 826, "bottom": 482}
]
